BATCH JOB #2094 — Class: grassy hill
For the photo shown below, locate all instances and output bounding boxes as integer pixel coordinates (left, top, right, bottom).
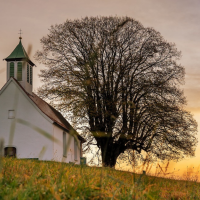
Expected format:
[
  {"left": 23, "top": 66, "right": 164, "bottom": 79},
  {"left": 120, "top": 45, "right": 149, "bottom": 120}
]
[{"left": 0, "top": 158, "right": 200, "bottom": 199}]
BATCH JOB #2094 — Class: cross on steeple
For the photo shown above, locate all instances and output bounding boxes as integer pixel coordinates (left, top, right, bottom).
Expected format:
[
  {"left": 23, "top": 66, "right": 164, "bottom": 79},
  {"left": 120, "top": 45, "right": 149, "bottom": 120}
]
[{"left": 18, "top": 29, "right": 22, "bottom": 40}]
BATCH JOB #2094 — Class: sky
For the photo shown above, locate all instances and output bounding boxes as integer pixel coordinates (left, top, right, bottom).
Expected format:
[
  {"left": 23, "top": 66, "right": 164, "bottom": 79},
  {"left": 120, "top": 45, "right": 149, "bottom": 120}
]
[{"left": 0, "top": 0, "right": 200, "bottom": 177}]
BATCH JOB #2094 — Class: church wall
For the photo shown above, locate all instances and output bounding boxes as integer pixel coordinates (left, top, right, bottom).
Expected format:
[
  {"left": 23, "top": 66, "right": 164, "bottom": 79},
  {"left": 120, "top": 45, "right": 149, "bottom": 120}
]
[
  {"left": 77, "top": 140, "right": 81, "bottom": 164},
  {"left": 0, "top": 81, "right": 54, "bottom": 160},
  {"left": 7, "top": 61, "right": 33, "bottom": 94},
  {"left": 53, "top": 124, "right": 80, "bottom": 164}
]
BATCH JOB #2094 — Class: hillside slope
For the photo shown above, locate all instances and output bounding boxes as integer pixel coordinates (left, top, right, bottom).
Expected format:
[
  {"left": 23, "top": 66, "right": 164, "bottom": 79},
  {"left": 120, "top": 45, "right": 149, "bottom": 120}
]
[{"left": 0, "top": 158, "right": 200, "bottom": 199}]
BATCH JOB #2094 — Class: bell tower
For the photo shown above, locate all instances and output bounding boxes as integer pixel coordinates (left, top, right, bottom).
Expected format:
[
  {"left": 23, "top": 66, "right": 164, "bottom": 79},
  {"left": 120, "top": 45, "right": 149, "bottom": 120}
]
[{"left": 4, "top": 36, "right": 35, "bottom": 94}]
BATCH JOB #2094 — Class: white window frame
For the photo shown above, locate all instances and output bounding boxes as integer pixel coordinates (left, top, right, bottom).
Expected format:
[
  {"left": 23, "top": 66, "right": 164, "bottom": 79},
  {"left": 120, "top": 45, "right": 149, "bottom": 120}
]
[{"left": 8, "top": 110, "right": 15, "bottom": 119}]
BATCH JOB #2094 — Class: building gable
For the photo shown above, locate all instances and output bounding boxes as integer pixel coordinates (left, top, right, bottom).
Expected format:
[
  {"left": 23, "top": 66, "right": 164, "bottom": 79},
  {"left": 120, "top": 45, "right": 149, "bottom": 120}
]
[
  {"left": 0, "top": 78, "right": 85, "bottom": 143},
  {"left": 0, "top": 78, "right": 53, "bottom": 124}
]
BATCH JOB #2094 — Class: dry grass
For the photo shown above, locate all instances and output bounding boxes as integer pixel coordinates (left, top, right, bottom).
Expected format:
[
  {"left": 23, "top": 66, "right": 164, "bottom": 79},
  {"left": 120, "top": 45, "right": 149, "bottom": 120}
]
[{"left": 0, "top": 158, "right": 200, "bottom": 199}]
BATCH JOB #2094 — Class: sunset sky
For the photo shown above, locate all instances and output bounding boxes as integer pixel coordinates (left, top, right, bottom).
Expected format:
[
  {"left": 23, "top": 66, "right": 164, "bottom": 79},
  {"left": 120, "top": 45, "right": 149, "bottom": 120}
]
[{"left": 1, "top": 0, "right": 200, "bottom": 177}]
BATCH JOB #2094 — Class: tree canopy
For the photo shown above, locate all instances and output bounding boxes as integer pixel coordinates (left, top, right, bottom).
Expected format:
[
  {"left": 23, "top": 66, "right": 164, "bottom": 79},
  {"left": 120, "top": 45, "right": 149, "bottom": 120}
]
[{"left": 35, "top": 16, "right": 197, "bottom": 167}]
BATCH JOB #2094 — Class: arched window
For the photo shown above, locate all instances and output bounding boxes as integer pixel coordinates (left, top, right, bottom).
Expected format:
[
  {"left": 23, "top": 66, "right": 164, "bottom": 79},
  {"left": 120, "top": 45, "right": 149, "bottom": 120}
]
[
  {"left": 10, "top": 62, "right": 14, "bottom": 78},
  {"left": 17, "top": 62, "right": 22, "bottom": 81},
  {"left": 27, "top": 64, "right": 29, "bottom": 83},
  {"left": 4, "top": 147, "right": 16, "bottom": 157}
]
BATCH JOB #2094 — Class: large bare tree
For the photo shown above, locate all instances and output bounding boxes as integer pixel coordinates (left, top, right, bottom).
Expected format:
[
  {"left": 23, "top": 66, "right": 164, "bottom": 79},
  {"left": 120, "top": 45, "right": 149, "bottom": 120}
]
[{"left": 35, "top": 16, "right": 197, "bottom": 167}]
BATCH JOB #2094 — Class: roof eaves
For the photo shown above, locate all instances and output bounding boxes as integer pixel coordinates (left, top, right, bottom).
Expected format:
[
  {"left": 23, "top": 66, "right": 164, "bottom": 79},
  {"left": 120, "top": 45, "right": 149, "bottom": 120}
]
[{"left": 29, "top": 95, "right": 86, "bottom": 143}]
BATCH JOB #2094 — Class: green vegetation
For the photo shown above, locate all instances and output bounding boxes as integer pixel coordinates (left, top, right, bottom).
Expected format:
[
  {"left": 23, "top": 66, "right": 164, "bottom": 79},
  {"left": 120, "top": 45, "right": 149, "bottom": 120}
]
[{"left": 0, "top": 158, "right": 200, "bottom": 199}]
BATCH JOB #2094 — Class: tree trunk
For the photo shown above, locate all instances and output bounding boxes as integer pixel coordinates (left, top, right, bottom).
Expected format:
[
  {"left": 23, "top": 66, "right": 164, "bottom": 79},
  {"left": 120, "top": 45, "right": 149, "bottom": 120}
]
[
  {"left": 100, "top": 141, "right": 121, "bottom": 168},
  {"left": 102, "top": 154, "right": 118, "bottom": 168}
]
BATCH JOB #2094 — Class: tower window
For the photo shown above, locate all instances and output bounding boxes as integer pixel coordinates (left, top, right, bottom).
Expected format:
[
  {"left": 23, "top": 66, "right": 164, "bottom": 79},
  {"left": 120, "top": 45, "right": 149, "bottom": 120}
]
[
  {"left": 27, "top": 64, "right": 29, "bottom": 83},
  {"left": 10, "top": 62, "right": 14, "bottom": 78},
  {"left": 17, "top": 62, "right": 22, "bottom": 81},
  {"left": 30, "top": 66, "right": 32, "bottom": 85}
]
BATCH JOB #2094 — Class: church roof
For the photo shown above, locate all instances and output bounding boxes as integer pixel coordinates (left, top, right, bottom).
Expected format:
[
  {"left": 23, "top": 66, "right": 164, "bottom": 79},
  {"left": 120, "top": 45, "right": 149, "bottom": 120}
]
[
  {"left": 4, "top": 39, "right": 35, "bottom": 66},
  {"left": 27, "top": 92, "right": 86, "bottom": 142}
]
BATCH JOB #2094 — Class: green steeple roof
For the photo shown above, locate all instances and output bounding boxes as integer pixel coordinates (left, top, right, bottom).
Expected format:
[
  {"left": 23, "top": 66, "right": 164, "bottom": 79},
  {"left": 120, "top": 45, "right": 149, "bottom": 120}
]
[{"left": 5, "top": 38, "right": 35, "bottom": 66}]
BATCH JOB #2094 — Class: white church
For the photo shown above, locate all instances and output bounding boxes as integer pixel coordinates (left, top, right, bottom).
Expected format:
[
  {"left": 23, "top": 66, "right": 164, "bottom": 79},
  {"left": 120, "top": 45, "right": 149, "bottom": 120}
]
[{"left": 0, "top": 37, "right": 86, "bottom": 164}]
